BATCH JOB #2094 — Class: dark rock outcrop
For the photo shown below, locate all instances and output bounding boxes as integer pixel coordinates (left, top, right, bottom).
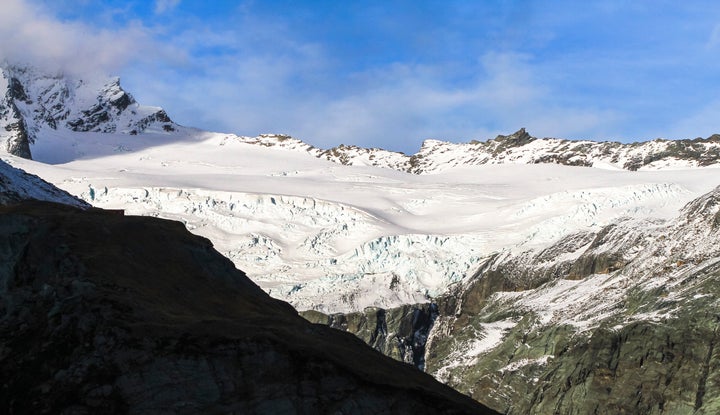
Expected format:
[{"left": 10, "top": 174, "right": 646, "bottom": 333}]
[
  {"left": 302, "top": 303, "right": 439, "bottom": 371},
  {"left": 0, "top": 201, "right": 497, "bottom": 415}
]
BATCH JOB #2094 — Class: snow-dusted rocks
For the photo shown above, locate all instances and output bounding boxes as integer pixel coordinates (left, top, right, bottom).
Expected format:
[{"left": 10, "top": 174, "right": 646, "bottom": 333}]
[
  {"left": 316, "top": 184, "right": 720, "bottom": 413},
  {"left": 220, "top": 128, "right": 720, "bottom": 173},
  {"left": 0, "top": 158, "right": 89, "bottom": 207},
  {"left": 405, "top": 184, "right": 720, "bottom": 413}
]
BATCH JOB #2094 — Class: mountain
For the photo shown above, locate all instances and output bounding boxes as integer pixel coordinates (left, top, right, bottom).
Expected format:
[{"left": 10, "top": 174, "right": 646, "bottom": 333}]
[
  {"left": 0, "top": 195, "right": 496, "bottom": 413},
  {"left": 5, "top": 64, "right": 720, "bottom": 414},
  {"left": 14, "top": 131, "right": 720, "bottom": 315},
  {"left": 307, "top": 184, "right": 720, "bottom": 414},
  {"left": 2, "top": 62, "right": 720, "bottom": 173},
  {"left": 0, "top": 64, "right": 177, "bottom": 159}
]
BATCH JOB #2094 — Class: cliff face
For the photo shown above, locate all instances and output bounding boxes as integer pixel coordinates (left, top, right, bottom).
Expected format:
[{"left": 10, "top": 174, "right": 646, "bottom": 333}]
[
  {"left": 302, "top": 303, "right": 439, "bottom": 371},
  {"left": 0, "top": 201, "right": 497, "bottom": 415}
]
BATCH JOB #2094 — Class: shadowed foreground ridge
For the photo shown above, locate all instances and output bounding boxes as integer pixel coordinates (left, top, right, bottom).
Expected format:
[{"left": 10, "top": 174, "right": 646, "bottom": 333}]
[{"left": 0, "top": 201, "right": 497, "bottom": 414}]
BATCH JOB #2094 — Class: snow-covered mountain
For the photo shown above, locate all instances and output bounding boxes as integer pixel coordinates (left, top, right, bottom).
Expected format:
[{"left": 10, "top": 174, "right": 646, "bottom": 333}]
[
  {"left": 2, "top": 66, "right": 718, "bottom": 314},
  {"left": 0, "top": 64, "right": 177, "bottom": 159},
  {"left": 10, "top": 128, "right": 720, "bottom": 314},
  {"left": 5, "top": 64, "right": 720, "bottom": 414}
]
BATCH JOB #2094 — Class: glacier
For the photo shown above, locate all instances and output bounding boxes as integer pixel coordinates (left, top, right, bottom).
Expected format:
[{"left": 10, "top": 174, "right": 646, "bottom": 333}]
[
  {"left": 8, "top": 128, "right": 720, "bottom": 313},
  {"left": 4, "top": 65, "right": 720, "bottom": 314}
]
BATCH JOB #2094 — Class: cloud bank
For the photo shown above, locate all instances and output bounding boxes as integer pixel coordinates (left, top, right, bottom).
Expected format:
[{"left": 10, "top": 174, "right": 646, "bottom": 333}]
[{"left": 0, "top": 0, "right": 164, "bottom": 77}]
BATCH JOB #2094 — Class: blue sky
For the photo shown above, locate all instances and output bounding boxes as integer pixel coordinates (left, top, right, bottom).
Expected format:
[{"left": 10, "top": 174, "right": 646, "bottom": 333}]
[{"left": 6, "top": 1, "right": 720, "bottom": 153}]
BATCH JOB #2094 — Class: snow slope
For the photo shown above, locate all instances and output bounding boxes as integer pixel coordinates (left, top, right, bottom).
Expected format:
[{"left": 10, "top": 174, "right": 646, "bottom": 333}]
[
  {"left": 10, "top": 128, "right": 720, "bottom": 312},
  {"left": 0, "top": 157, "right": 89, "bottom": 207}
]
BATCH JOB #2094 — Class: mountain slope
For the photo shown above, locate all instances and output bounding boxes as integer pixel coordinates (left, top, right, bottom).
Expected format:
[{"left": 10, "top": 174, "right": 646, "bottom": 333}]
[
  {"left": 309, "top": 185, "right": 720, "bottom": 414},
  {"left": 0, "top": 200, "right": 498, "bottom": 414},
  {"left": 0, "top": 158, "right": 88, "bottom": 207}
]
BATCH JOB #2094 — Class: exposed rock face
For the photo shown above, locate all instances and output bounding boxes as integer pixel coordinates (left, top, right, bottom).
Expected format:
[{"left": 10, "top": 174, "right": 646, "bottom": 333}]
[
  {"left": 0, "top": 76, "right": 32, "bottom": 158},
  {"left": 0, "top": 201, "right": 497, "bottom": 415},
  {"left": 0, "top": 65, "right": 178, "bottom": 159},
  {"left": 315, "top": 186, "right": 720, "bottom": 414},
  {"left": 301, "top": 303, "right": 439, "bottom": 371}
]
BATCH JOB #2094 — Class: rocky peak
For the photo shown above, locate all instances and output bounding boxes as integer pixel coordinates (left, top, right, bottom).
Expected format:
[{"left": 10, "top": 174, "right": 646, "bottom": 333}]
[
  {"left": 0, "top": 70, "right": 32, "bottom": 158},
  {"left": 7, "top": 76, "right": 30, "bottom": 103},
  {"left": 493, "top": 127, "right": 533, "bottom": 144}
]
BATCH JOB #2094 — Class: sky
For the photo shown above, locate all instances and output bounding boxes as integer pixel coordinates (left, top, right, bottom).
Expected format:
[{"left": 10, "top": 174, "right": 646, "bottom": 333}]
[{"left": 3, "top": 0, "right": 720, "bottom": 153}]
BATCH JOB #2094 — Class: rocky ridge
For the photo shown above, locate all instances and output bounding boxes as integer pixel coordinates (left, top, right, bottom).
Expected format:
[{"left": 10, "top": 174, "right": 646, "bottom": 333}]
[
  {"left": 238, "top": 129, "right": 720, "bottom": 173},
  {"left": 2, "top": 64, "right": 719, "bottom": 175}
]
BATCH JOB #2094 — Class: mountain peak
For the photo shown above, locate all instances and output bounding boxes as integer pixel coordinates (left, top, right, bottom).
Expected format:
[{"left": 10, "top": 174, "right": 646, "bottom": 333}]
[
  {"left": 493, "top": 127, "right": 532, "bottom": 143},
  {"left": 0, "top": 63, "right": 179, "bottom": 159}
]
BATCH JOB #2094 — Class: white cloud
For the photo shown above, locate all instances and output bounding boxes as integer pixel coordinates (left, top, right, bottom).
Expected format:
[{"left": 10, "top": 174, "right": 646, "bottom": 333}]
[
  {"left": 155, "top": 0, "right": 181, "bottom": 15},
  {"left": 3, "top": 1, "right": 632, "bottom": 152},
  {"left": 707, "top": 23, "right": 720, "bottom": 48},
  {"left": 125, "top": 40, "right": 618, "bottom": 153},
  {"left": 1, "top": 0, "right": 716, "bottom": 153},
  {"left": 0, "top": 0, "right": 165, "bottom": 76}
]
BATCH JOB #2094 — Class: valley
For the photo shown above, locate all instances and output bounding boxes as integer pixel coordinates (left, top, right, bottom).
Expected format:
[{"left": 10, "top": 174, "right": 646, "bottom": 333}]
[{"left": 3, "top": 66, "right": 720, "bottom": 413}]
